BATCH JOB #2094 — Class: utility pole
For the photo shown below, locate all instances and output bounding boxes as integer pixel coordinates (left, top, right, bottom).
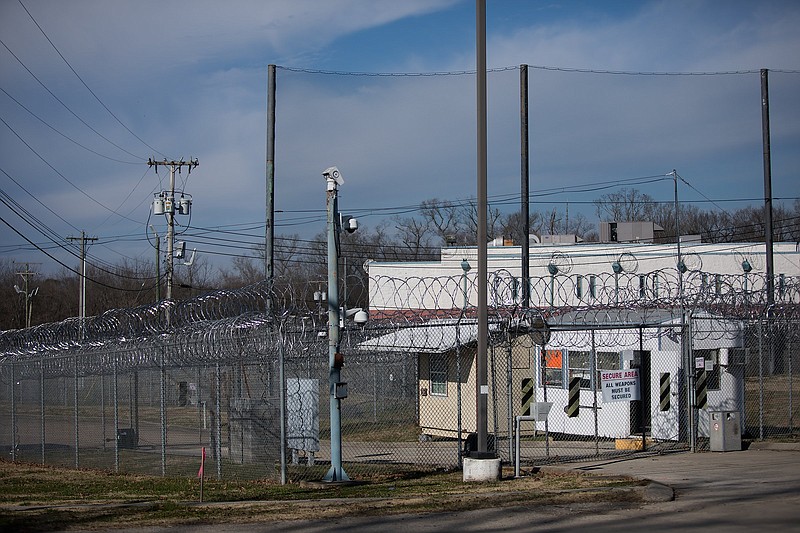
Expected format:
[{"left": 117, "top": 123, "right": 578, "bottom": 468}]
[
  {"left": 324, "top": 166, "right": 347, "bottom": 482},
  {"left": 149, "top": 225, "right": 161, "bottom": 301},
  {"left": 520, "top": 63, "right": 530, "bottom": 309},
  {"left": 760, "top": 69, "right": 774, "bottom": 306},
  {"left": 14, "top": 263, "right": 39, "bottom": 328},
  {"left": 266, "top": 64, "right": 277, "bottom": 283},
  {"left": 321, "top": 166, "right": 359, "bottom": 483},
  {"left": 67, "top": 231, "right": 98, "bottom": 319},
  {"left": 475, "top": 0, "right": 490, "bottom": 457},
  {"left": 148, "top": 158, "right": 197, "bottom": 302}
]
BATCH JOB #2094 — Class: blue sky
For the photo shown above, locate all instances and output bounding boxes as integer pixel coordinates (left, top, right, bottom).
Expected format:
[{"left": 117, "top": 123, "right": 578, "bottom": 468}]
[{"left": 0, "top": 0, "right": 798, "bottom": 278}]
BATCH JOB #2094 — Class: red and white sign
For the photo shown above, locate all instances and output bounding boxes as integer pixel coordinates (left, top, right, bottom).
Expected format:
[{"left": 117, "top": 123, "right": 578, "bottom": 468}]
[{"left": 600, "top": 368, "right": 641, "bottom": 403}]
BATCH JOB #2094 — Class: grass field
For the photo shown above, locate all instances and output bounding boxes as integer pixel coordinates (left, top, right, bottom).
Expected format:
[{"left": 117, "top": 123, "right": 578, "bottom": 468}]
[{"left": 0, "top": 459, "right": 643, "bottom": 531}]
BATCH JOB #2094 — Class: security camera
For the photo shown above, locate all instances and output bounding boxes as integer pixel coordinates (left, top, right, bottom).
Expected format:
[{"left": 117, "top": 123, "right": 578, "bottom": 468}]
[
  {"left": 345, "top": 307, "right": 368, "bottom": 325},
  {"left": 353, "top": 309, "right": 368, "bottom": 325},
  {"left": 322, "top": 166, "right": 344, "bottom": 186},
  {"left": 341, "top": 215, "right": 358, "bottom": 233}
]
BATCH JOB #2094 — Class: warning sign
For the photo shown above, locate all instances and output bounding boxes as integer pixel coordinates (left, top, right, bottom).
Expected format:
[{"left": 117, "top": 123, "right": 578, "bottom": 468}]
[{"left": 600, "top": 369, "right": 641, "bottom": 403}]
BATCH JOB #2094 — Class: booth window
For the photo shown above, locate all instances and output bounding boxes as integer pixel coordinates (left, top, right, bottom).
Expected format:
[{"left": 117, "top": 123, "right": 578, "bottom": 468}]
[
  {"left": 429, "top": 352, "right": 448, "bottom": 396},
  {"left": 569, "top": 350, "right": 620, "bottom": 390},
  {"left": 568, "top": 350, "right": 592, "bottom": 389},
  {"left": 575, "top": 275, "right": 584, "bottom": 299},
  {"left": 596, "top": 351, "right": 621, "bottom": 386},
  {"left": 543, "top": 349, "right": 564, "bottom": 388},
  {"left": 693, "top": 348, "right": 721, "bottom": 390}
]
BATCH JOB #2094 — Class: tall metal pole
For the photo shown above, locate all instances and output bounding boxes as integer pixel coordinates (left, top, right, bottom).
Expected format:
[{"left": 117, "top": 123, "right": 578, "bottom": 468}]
[
  {"left": 520, "top": 64, "right": 530, "bottom": 309},
  {"left": 673, "top": 169, "right": 692, "bottom": 449},
  {"left": 166, "top": 165, "right": 175, "bottom": 301},
  {"left": 760, "top": 69, "right": 774, "bottom": 306},
  {"left": 475, "top": 0, "right": 490, "bottom": 456},
  {"left": 324, "top": 173, "right": 348, "bottom": 482},
  {"left": 266, "top": 64, "right": 277, "bottom": 282}
]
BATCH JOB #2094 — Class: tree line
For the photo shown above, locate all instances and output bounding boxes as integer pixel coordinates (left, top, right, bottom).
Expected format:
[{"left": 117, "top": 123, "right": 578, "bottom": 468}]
[{"left": 1, "top": 190, "right": 797, "bottom": 331}]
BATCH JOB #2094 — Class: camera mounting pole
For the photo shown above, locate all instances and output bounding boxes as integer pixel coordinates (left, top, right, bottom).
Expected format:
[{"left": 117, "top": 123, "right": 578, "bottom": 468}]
[{"left": 323, "top": 166, "right": 349, "bottom": 482}]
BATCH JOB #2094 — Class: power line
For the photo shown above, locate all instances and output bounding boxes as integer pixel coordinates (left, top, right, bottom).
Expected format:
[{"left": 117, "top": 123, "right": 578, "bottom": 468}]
[
  {"left": 16, "top": 0, "right": 167, "bottom": 160},
  {"left": 0, "top": 38, "right": 145, "bottom": 161},
  {"left": 0, "top": 86, "right": 140, "bottom": 164},
  {"left": 0, "top": 118, "right": 144, "bottom": 224},
  {"left": 0, "top": 214, "right": 158, "bottom": 292},
  {"left": 278, "top": 65, "right": 800, "bottom": 77}
]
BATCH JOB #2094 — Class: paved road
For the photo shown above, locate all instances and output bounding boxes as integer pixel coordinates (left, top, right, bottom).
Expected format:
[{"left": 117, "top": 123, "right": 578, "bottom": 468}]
[{"left": 72, "top": 445, "right": 800, "bottom": 532}]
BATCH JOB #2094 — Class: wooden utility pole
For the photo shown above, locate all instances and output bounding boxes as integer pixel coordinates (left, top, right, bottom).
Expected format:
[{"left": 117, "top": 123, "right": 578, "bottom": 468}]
[
  {"left": 67, "top": 231, "right": 98, "bottom": 319},
  {"left": 148, "top": 158, "right": 198, "bottom": 301},
  {"left": 14, "top": 262, "right": 39, "bottom": 328}
]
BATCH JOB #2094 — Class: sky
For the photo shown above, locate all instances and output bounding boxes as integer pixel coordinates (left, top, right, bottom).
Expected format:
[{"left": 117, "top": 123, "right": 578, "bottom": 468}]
[{"left": 1, "top": 0, "right": 799, "bottom": 281}]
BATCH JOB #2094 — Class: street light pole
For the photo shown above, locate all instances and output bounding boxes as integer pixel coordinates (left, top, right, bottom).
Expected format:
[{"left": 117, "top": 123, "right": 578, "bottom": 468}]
[{"left": 323, "top": 166, "right": 349, "bottom": 482}]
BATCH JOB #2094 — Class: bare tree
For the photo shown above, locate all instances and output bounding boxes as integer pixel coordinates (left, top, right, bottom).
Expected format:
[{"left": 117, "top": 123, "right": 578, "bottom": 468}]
[
  {"left": 594, "top": 188, "right": 658, "bottom": 223},
  {"left": 393, "top": 215, "right": 435, "bottom": 259}
]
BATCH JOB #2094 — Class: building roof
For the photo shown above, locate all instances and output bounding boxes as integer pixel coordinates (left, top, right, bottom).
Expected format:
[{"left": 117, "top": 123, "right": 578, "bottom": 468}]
[
  {"left": 357, "top": 318, "right": 499, "bottom": 354},
  {"left": 357, "top": 308, "right": 744, "bottom": 354}
]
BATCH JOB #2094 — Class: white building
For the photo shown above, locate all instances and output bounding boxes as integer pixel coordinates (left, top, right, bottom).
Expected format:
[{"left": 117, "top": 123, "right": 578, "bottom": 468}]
[
  {"left": 367, "top": 239, "right": 799, "bottom": 313},
  {"left": 361, "top": 234, "right": 798, "bottom": 444}
]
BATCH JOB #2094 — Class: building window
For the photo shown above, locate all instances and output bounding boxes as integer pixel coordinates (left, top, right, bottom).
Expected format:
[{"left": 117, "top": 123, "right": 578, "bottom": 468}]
[
  {"left": 589, "top": 275, "right": 597, "bottom": 299},
  {"left": 542, "top": 349, "right": 564, "bottom": 388},
  {"left": 715, "top": 274, "right": 722, "bottom": 296},
  {"left": 429, "top": 353, "right": 448, "bottom": 396},
  {"left": 653, "top": 273, "right": 659, "bottom": 298},
  {"left": 568, "top": 350, "right": 592, "bottom": 389},
  {"left": 778, "top": 274, "right": 786, "bottom": 299},
  {"left": 569, "top": 350, "right": 620, "bottom": 390},
  {"left": 596, "top": 352, "right": 621, "bottom": 386},
  {"left": 639, "top": 275, "right": 647, "bottom": 298},
  {"left": 576, "top": 275, "right": 584, "bottom": 299},
  {"left": 693, "top": 348, "right": 721, "bottom": 391}
]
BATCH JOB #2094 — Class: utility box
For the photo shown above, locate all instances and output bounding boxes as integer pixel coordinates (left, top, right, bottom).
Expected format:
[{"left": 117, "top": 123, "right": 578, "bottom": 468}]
[
  {"left": 117, "top": 428, "right": 138, "bottom": 449},
  {"left": 709, "top": 411, "right": 741, "bottom": 452}
]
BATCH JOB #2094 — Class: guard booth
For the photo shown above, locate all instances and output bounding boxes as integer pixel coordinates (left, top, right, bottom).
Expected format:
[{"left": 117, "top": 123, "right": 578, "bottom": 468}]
[{"left": 534, "top": 310, "right": 745, "bottom": 443}]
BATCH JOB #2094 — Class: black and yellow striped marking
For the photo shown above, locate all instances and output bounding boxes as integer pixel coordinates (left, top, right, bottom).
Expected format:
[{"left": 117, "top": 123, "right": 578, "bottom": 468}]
[
  {"left": 659, "top": 372, "right": 670, "bottom": 411},
  {"left": 566, "top": 376, "right": 580, "bottom": 418},
  {"left": 521, "top": 378, "right": 534, "bottom": 415},
  {"left": 696, "top": 369, "right": 708, "bottom": 410}
]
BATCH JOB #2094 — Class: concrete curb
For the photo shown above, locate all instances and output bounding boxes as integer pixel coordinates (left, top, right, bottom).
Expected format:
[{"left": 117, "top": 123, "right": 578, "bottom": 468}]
[
  {"left": 537, "top": 462, "right": 674, "bottom": 503},
  {"left": 745, "top": 441, "right": 800, "bottom": 452},
  {"left": 640, "top": 481, "right": 675, "bottom": 502}
]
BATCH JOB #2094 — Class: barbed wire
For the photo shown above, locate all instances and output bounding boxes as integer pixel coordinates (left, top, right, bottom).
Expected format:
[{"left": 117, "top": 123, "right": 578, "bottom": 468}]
[{"left": 0, "top": 270, "right": 797, "bottom": 379}]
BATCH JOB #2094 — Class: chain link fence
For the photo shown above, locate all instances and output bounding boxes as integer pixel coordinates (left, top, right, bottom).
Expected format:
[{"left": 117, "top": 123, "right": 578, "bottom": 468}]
[{"left": 1, "top": 273, "right": 798, "bottom": 482}]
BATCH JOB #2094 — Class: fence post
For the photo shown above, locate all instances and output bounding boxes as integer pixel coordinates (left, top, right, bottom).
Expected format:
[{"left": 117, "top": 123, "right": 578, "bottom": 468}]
[
  {"left": 758, "top": 319, "right": 764, "bottom": 440},
  {"left": 591, "top": 329, "right": 599, "bottom": 456},
  {"left": 160, "top": 345, "right": 167, "bottom": 476},
  {"left": 215, "top": 362, "right": 222, "bottom": 480},
  {"left": 101, "top": 374, "right": 106, "bottom": 451},
  {"left": 789, "top": 327, "right": 794, "bottom": 435},
  {"left": 74, "top": 354, "right": 79, "bottom": 468},
  {"left": 113, "top": 353, "right": 119, "bottom": 472},
  {"left": 40, "top": 356, "right": 45, "bottom": 465},
  {"left": 10, "top": 362, "right": 16, "bottom": 462},
  {"left": 507, "top": 325, "right": 514, "bottom": 463},
  {"left": 279, "top": 326, "right": 287, "bottom": 485},
  {"left": 456, "top": 323, "right": 463, "bottom": 467}
]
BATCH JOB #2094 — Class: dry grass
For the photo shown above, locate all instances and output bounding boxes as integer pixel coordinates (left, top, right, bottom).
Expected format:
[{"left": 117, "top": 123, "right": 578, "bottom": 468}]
[{"left": 0, "top": 459, "right": 642, "bottom": 531}]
